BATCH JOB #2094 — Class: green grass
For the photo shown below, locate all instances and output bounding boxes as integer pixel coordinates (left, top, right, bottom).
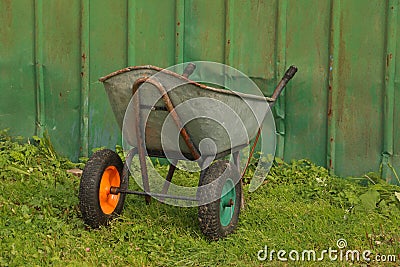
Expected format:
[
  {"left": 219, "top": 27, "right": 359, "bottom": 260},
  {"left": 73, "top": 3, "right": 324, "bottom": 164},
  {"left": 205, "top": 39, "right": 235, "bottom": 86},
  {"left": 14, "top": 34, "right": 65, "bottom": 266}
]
[{"left": 1, "top": 131, "right": 399, "bottom": 266}]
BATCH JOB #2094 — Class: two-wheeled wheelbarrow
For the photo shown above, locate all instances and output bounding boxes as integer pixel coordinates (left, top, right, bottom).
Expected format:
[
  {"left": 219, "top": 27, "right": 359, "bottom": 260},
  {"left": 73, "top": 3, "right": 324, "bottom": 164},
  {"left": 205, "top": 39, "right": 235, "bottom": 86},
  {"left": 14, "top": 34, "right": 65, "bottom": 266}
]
[{"left": 78, "top": 62, "right": 297, "bottom": 240}]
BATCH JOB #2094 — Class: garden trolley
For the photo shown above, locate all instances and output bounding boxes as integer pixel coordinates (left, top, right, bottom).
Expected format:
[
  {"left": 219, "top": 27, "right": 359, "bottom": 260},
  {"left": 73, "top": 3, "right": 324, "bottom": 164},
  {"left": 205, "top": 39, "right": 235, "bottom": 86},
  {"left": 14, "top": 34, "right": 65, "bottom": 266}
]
[{"left": 79, "top": 63, "right": 297, "bottom": 240}]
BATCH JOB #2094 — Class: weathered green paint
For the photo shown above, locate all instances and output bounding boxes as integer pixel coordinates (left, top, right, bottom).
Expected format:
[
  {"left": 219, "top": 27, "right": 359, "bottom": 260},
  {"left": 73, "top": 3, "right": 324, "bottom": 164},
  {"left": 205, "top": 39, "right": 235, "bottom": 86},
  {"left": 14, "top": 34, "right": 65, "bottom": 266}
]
[
  {"left": 130, "top": 0, "right": 176, "bottom": 67},
  {"left": 42, "top": 0, "right": 82, "bottom": 160},
  {"left": 88, "top": 0, "right": 127, "bottom": 155},
  {"left": 0, "top": 0, "right": 36, "bottom": 137},
  {"left": 284, "top": 0, "right": 330, "bottom": 168},
  {"left": 0, "top": 0, "right": 399, "bottom": 183},
  {"left": 333, "top": 0, "right": 386, "bottom": 178}
]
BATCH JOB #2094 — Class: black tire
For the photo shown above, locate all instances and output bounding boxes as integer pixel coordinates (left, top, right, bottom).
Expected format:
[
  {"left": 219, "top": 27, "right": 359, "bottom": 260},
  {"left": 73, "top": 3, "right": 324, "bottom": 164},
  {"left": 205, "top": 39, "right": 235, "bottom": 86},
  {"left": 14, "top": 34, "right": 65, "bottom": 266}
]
[
  {"left": 79, "top": 149, "right": 129, "bottom": 228},
  {"left": 197, "top": 160, "right": 242, "bottom": 240}
]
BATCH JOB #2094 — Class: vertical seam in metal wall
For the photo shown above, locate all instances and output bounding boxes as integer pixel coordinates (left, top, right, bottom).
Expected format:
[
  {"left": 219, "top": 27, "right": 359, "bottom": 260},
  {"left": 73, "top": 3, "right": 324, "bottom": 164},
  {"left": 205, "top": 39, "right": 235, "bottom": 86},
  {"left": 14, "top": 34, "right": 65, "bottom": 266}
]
[
  {"left": 224, "top": 0, "right": 233, "bottom": 66},
  {"left": 80, "top": 0, "right": 90, "bottom": 157},
  {"left": 175, "top": 0, "right": 185, "bottom": 65},
  {"left": 34, "top": 0, "right": 45, "bottom": 136},
  {"left": 224, "top": 0, "right": 234, "bottom": 90},
  {"left": 382, "top": 0, "right": 398, "bottom": 183},
  {"left": 127, "top": 0, "right": 136, "bottom": 66},
  {"left": 327, "top": 0, "right": 341, "bottom": 174},
  {"left": 275, "top": 0, "right": 288, "bottom": 159}
]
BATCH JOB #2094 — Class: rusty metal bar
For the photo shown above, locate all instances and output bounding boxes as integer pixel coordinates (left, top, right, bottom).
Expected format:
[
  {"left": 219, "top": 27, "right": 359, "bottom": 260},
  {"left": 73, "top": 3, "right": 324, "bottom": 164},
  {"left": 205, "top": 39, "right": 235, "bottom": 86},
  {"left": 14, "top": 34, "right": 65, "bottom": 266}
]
[
  {"left": 327, "top": 0, "right": 341, "bottom": 174},
  {"left": 382, "top": 0, "right": 399, "bottom": 183},
  {"left": 110, "top": 187, "right": 198, "bottom": 202},
  {"left": 80, "top": 0, "right": 90, "bottom": 157},
  {"left": 146, "top": 78, "right": 201, "bottom": 160},
  {"left": 132, "top": 77, "right": 149, "bottom": 95},
  {"left": 241, "top": 129, "right": 261, "bottom": 177}
]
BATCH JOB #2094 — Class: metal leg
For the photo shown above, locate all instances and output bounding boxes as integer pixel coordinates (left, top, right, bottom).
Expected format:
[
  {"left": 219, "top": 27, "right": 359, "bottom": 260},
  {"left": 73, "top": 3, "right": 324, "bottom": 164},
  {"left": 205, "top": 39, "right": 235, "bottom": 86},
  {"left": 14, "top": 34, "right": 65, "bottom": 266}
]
[
  {"left": 137, "top": 148, "right": 151, "bottom": 204},
  {"left": 160, "top": 159, "right": 178, "bottom": 198},
  {"left": 232, "top": 151, "right": 245, "bottom": 209},
  {"left": 132, "top": 74, "right": 201, "bottom": 204},
  {"left": 133, "top": 85, "right": 151, "bottom": 204},
  {"left": 232, "top": 151, "right": 241, "bottom": 174},
  {"left": 196, "top": 156, "right": 213, "bottom": 200},
  {"left": 121, "top": 147, "right": 138, "bottom": 191},
  {"left": 198, "top": 156, "right": 214, "bottom": 172},
  {"left": 242, "top": 128, "right": 261, "bottom": 177},
  {"left": 125, "top": 147, "right": 138, "bottom": 167}
]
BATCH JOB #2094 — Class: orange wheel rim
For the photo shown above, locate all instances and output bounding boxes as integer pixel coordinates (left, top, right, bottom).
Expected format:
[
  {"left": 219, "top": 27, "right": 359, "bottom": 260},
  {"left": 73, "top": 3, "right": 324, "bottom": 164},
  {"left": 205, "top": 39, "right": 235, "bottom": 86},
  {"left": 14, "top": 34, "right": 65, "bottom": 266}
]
[{"left": 99, "top": 166, "right": 121, "bottom": 215}]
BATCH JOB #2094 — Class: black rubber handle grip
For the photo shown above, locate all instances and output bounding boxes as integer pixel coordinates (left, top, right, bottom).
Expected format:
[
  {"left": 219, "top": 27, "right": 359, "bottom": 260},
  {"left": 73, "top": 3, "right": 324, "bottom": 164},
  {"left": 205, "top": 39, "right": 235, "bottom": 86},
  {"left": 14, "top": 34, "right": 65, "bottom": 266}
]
[
  {"left": 283, "top": 65, "right": 298, "bottom": 81},
  {"left": 182, "top": 63, "right": 196, "bottom": 78}
]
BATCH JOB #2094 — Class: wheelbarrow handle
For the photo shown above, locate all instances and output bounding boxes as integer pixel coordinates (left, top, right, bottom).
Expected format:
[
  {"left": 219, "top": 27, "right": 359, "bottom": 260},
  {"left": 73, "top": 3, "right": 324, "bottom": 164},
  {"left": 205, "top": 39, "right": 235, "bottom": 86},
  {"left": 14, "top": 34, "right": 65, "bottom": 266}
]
[
  {"left": 271, "top": 65, "right": 298, "bottom": 102},
  {"left": 182, "top": 62, "right": 196, "bottom": 78}
]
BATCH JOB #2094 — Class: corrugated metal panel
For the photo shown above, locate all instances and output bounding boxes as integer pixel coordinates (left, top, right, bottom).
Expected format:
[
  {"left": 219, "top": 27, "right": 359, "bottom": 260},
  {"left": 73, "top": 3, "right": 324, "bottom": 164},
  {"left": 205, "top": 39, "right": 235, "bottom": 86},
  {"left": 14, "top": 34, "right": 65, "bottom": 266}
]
[
  {"left": 88, "top": 0, "right": 128, "bottom": 156},
  {"left": 41, "top": 0, "right": 82, "bottom": 159},
  {"left": 0, "top": 0, "right": 399, "bottom": 183},
  {"left": 331, "top": 1, "right": 386, "bottom": 178},
  {"left": 285, "top": 0, "right": 330, "bottom": 167},
  {"left": 0, "top": 0, "right": 36, "bottom": 137}
]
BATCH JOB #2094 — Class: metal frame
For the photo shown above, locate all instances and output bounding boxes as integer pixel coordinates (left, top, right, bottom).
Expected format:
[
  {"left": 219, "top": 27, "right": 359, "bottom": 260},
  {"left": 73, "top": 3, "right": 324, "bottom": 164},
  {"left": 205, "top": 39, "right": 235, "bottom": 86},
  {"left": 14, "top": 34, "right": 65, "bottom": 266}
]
[{"left": 110, "top": 65, "right": 297, "bottom": 203}]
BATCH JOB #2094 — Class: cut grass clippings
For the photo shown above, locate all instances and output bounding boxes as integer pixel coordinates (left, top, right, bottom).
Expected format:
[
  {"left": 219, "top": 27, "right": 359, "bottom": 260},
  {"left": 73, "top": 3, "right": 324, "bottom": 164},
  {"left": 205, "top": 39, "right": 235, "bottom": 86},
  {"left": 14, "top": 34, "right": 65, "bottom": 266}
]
[{"left": 0, "top": 130, "right": 399, "bottom": 266}]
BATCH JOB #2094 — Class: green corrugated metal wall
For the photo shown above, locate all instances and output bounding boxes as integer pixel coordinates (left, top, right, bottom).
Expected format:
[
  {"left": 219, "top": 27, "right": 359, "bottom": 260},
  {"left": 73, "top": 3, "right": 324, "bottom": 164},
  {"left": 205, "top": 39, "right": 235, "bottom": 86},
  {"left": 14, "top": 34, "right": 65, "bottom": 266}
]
[{"left": 1, "top": 0, "right": 399, "bottom": 183}]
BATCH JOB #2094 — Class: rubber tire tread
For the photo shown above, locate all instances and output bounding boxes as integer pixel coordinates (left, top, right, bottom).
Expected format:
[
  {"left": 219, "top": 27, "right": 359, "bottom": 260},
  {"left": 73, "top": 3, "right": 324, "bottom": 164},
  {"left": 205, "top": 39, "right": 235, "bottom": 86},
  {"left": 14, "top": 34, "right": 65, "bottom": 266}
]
[
  {"left": 79, "top": 149, "right": 129, "bottom": 228},
  {"left": 197, "top": 160, "right": 242, "bottom": 240}
]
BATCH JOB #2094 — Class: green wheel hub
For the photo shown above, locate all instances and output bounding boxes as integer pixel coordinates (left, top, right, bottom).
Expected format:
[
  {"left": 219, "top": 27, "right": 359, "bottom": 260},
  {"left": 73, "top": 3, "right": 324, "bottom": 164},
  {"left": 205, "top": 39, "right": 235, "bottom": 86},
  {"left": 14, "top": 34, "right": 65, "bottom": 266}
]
[{"left": 219, "top": 178, "right": 236, "bottom": 226}]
